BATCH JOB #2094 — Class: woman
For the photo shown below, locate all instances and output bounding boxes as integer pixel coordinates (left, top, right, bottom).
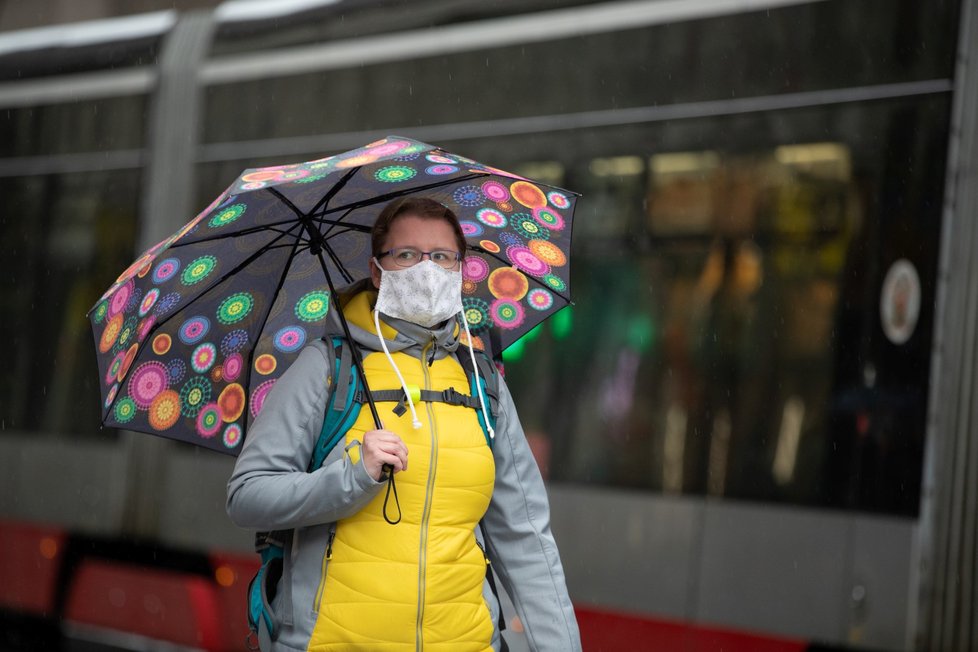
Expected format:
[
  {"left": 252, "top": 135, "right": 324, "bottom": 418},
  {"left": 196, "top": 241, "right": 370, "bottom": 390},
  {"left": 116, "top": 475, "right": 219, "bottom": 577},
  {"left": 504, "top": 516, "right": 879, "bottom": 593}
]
[{"left": 227, "top": 197, "right": 581, "bottom": 651}]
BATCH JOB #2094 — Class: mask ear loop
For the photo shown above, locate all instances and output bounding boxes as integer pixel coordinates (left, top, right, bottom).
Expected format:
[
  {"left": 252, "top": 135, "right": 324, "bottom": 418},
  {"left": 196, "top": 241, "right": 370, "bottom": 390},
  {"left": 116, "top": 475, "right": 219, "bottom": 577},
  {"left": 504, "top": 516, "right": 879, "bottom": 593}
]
[
  {"left": 461, "top": 313, "right": 494, "bottom": 440},
  {"left": 374, "top": 308, "right": 423, "bottom": 430}
]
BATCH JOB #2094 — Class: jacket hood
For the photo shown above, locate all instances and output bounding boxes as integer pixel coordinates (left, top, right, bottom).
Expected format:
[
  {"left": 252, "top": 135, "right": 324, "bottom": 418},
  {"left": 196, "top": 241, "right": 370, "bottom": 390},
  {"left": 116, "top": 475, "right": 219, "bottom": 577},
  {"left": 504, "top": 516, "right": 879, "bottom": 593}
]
[{"left": 328, "top": 278, "right": 462, "bottom": 360}]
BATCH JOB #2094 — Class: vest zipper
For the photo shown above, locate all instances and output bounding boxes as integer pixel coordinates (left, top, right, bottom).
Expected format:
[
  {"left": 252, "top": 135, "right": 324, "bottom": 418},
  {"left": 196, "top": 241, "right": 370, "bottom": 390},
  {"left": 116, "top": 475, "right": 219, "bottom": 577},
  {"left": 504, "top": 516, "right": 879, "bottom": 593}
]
[
  {"left": 313, "top": 527, "right": 336, "bottom": 615},
  {"left": 416, "top": 337, "right": 438, "bottom": 652}
]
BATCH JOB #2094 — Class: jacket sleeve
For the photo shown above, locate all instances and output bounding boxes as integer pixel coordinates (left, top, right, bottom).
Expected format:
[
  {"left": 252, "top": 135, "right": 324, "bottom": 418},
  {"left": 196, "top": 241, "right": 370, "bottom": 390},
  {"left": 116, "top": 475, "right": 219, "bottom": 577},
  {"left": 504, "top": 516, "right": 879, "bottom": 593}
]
[
  {"left": 226, "top": 340, "right": 383, "bottom": 531},
  {"left": 482, "top": 378, "right": 582, "bottom": 652}
]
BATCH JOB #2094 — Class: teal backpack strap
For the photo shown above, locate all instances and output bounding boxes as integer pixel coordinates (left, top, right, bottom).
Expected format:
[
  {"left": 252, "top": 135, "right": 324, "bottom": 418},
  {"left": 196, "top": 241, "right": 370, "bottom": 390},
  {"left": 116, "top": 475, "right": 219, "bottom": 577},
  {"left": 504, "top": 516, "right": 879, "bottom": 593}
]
[
  {"left": 458, "top": 349, "right": 499, "bottom": 448},
  {"left": 309, "top": 336, "right": 363, "bottom": 472}
]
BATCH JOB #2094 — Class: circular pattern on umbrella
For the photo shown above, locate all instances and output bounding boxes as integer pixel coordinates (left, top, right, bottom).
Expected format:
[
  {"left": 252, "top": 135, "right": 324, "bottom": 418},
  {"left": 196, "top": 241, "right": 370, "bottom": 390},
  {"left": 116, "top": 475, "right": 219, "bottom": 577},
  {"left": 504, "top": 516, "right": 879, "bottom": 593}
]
[
  {"left": 124, "top": 288, "right": 143, "bottom": 315},
  {"left": 274, "top": 326, "right": 307, "bottom": 353},
  {"left": 209, "top": 203, "right": 246, "bottom": 228},
  {"left": 139, "top": 288, "right": 160, "bottom": 317},
  {"left": 498, "top": 232, "right": 524, "bottom": 247},
  {"left": 295, "top": 291, "right": 329, "bottom": 322},
  {"left": 148, "top": 390, "right": 181, "bottom": 431},
  {"left": 192, "top": 343, "right": 217, "bottom": 373},
  {"left": 460, "top": 221, "right": 483, "bottom": 237},
  {"left": 463, "top": 298, "right": 492, "bottom": 331},
  {"left": 179, "top": 316, "right": 210, "bottom": 345},
  {"left": 529, "top": 240, "right": 567, "bottom": 266},
  {"left": 221, "top": 329, "right": 249, "bottom": 356},
  {"left": 211, "top": 365, "right": 224, "bottom": 383},
  {"left": 533, "top": 206, "right": 565, "bottom": 230},
  {"left": 179, "top": 376, "right": 212, "bottom": 417},
  {"left": 255, "top": 354, "right": 277, "bottom": 375},
  {"left": 115, "top": 317, "right": 139, "bottom": 352},
  {"left": 426, "top": 165, "right": 458, "bottom": 175},
  {"left": 481, "top": 180, "right": 510, "bottom": 203},
  {"left": 476, "top": 208, "right": 507, "bottom": 228},
  {"left": 104, "top": 383, "right": 119, "bottom": 409},
  {"left": 109, "top": 281, "right": 133, "bottom": 318},
  {"left": 93, "top": 301, "right": 109, "bottom": 324},
  {"left": 197, "top": 404, "right": 222, "bottom": 438},
  {"left": 462, "top": 280, "right": 478, "bottom": 295},
  {"left": 375, "top": 166, "right": 416, "bottom": 183},
  {"left": 153, "top": 333, "right": 172, "bottom": 356},
  {"left": 114, "top": 397, "right": 137, "bottom": 423},
  {"left": 250, "top": 379, "right": 277, "bottom": 418},
  {"left": 453, "top": 185, "right": 484, "bottom": 207},
  {"left": 488, "top": 268, "right": 529, "bottom": 301},
  {"left": 527, "top": 288, "right": 555, "bottom": 311},
  {"left": 512, "top": 214, "right": 548, "bottom": 240},
  {"left": 218, "top": 292, "right": 254, "bottom": 325},
  {"left": 137, "top": 316, "right": 156, "bottom": 342},
  {"left": 491, "top": 299, "right": 526, "bottom": 330},
  {"left": 223, "top": 352, "right": 244, "bottom": 382},
  {"left": 496, "top": 201, "right": 514, "bottom": 212},
  {"left": 167, "top": 360, "right": 187, "bottom": 385},
  {"left": 294, "top": 173, "right": 328, "bottom": 184},
  {"left": 510, "top": 181, "right": 547, "bottom": 209},
  {"left": 426, "top": 154, "right": 456, "bottom": 164},
  {"left": 219, "top": 383, "right": 246, "bottom": 423},
  {"left": 463, "top": 256, "right": 490, "bottom": 283},
  {"left": 479, "top": 240, "right": 501, "bottom": 254},
  {"left": 224, "top": 424, "right": 243, "bottom": 449},
  {"left": 155, "top": 292, "right": 181, "bottom": 316},
  {"left": 547, "top": 191, "right": 571, "bottom": 209},
  {"left": 128, "top": 361, "right": 169, "bottom": 409},
  {"left": 368, "top": 140, "right": 412, "bottom": 156},
  {"left": 100, "top": 314, "right": 124, "bottom": 353},
  {"left": 506, "top": 246, "right": 551, "bottom": 277},
  {"left": 120, "top": 344, "right": 140, "bottom": 380},
  {"left": 107, "top": 352, "right": 126, "bottom": 385},
  {"left": 182, "top": 256, "right": 217, "bottom": 286},
  {"left": 336, "top": 154, "right": 380, "bottom": 170},
  {"left": 153, "top": 258, "right": 181, "bottom": 284},
  {"left": 542, "top": 273, "right": 567, "bottom": 292}
]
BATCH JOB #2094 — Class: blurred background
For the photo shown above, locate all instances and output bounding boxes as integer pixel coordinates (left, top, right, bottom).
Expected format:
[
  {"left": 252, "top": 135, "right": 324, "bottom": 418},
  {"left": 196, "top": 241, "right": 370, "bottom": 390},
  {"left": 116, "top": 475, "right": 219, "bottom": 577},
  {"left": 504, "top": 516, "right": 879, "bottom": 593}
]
[{"left": 2, "top": 0, "right": 978, "bottom": 650}]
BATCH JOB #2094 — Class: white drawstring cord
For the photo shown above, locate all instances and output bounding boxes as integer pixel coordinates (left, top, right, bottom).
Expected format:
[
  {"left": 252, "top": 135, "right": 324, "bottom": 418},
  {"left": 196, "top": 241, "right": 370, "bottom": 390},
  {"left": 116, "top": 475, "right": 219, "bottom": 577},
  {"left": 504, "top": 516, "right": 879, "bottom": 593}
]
[
  {"left": 374, "top": 308, "right": 423, "bottom": 429},
  {"left": 461, "top": 313, "right": 495, "bottom": 440}
]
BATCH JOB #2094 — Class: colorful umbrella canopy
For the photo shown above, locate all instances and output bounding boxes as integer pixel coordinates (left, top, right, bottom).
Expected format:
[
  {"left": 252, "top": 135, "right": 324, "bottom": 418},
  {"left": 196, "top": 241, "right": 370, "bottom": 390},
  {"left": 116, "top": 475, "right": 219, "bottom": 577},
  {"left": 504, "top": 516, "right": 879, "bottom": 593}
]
[{"left": 89, "top": 136, "right": 577, "bottom": 455}]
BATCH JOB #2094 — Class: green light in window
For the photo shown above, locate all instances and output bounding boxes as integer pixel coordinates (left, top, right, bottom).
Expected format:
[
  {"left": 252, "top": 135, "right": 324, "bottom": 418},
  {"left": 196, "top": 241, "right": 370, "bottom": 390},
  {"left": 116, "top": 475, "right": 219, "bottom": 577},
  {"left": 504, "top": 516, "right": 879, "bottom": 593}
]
[
  {"left": 502, "top": 338, "right": 525, "bottom": 363},
  {"left": 501, "top": 323, "right": 544, "bottom": 363},
  {"left": 550, "top": 306, "right": 573, "bottom": 340},
  {"left": 626, "top": 313, "right": 655, "bottom": 353}
]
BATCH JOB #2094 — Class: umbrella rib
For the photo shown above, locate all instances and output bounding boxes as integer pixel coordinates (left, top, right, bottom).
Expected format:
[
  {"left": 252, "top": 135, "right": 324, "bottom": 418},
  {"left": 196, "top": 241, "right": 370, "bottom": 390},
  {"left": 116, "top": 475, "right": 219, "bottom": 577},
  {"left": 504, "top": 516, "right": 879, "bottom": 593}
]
[
  {"left": 308, "top": 172, "right": 489, "bottom": 222},
  {"left": 468, "top": 244, "right": 571, "bottom": 304},
  {"left": 133, "top": 221, "right": 307, "bottom": 352},
  {"left": 164, "top": 222, "right": 307, "bottom": 248},
  {"left": 308, "top": 166, "right": 361, "bottom": 219}
]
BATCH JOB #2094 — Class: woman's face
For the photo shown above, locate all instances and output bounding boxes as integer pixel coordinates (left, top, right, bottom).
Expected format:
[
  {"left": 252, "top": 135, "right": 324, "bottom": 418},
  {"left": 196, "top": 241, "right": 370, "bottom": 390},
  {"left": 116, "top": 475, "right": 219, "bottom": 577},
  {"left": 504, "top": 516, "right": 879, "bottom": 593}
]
[{"left": 370, "top": 214, "right": 461, "bottom": 289}]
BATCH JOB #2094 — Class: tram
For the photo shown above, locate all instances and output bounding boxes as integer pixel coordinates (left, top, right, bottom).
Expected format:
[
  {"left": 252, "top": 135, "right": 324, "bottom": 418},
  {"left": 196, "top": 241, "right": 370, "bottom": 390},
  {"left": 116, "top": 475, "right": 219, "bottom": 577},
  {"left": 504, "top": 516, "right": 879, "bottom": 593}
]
[{"left": 1, "top": 0, "right": 977, "bottom": 650}]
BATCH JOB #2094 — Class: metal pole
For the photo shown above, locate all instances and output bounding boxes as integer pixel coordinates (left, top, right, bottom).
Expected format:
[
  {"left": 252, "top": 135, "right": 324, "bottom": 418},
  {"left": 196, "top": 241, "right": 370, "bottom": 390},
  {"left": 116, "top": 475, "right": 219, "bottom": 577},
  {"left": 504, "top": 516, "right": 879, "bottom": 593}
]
[{"left": 915, "top": 0, "right": 978, "bottom": 649}]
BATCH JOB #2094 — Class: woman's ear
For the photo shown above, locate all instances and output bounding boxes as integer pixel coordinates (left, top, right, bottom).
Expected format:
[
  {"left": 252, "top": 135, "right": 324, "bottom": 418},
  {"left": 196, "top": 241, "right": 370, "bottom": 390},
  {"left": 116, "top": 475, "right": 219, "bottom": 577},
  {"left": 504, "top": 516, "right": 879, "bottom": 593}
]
[{"left": 370, "top": 258, "right": 382, "bottom": 289}]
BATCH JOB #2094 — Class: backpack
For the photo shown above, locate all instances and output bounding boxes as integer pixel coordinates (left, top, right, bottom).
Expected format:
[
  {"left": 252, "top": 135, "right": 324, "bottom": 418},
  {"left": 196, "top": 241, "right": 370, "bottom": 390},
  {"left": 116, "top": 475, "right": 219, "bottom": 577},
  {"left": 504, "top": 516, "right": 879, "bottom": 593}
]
[{"left": 247, "top": 335, "right": 502, "bottom": 645}]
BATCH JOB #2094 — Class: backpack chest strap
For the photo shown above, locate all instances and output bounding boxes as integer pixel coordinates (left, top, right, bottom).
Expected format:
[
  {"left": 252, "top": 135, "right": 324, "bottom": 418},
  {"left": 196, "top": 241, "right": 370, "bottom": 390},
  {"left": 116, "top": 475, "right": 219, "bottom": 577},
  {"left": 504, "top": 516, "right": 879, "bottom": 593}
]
[{"left": 355, "top": 387, "right": 483, "bottom": 416}]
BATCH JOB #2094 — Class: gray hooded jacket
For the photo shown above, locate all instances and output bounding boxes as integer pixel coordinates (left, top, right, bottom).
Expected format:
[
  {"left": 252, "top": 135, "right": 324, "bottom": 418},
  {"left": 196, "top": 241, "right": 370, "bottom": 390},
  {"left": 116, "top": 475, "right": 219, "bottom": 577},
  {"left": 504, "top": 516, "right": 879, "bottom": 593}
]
[{"left": 226, "top": 283, "right": 581, "bottom": 651}]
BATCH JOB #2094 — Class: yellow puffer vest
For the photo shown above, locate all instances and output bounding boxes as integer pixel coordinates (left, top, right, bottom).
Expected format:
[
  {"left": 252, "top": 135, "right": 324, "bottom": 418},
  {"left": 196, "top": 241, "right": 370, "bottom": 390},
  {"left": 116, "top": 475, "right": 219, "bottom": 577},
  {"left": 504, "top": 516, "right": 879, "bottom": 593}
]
[{"left": 308, "top": 293, "right": 496, "bottom": 652}]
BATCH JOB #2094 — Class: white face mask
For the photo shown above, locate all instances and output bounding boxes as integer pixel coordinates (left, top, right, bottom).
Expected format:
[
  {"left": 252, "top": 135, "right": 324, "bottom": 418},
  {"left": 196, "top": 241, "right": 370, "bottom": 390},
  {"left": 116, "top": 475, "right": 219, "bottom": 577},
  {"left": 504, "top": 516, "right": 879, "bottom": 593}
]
[{"left": 374, "top": 259, "right": 463, "bottom": 328}]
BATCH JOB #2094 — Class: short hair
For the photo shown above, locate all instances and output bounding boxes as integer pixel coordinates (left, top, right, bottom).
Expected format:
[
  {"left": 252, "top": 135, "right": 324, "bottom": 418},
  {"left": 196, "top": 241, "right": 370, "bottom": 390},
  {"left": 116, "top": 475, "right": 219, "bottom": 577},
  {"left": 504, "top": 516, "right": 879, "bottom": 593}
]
[{"left": 371, "top": 197, "right": 466, "bottom": 259}]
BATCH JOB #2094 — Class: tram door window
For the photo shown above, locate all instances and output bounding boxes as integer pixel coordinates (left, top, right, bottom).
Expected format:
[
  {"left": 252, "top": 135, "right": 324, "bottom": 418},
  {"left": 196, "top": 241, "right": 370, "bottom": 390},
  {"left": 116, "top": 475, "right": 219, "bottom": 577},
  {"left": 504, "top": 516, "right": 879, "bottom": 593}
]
[{"left": 0, "top": 97, "right": 144, "bottom": 439}]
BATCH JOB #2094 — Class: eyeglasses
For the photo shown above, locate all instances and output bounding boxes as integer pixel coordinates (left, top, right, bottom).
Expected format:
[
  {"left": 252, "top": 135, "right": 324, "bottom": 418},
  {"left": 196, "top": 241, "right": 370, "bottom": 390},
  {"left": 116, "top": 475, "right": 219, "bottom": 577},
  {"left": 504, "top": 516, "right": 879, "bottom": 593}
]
[{"left": 378, "top": 247, "right": 462, "bottom": 270}]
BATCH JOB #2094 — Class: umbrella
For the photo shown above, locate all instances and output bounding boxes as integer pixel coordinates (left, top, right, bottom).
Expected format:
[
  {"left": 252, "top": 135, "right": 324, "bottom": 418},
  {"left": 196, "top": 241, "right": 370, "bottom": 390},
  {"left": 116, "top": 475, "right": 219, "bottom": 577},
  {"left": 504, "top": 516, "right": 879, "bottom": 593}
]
[{"left": 89, "top": 135, "right": 578, "bottom": 455}]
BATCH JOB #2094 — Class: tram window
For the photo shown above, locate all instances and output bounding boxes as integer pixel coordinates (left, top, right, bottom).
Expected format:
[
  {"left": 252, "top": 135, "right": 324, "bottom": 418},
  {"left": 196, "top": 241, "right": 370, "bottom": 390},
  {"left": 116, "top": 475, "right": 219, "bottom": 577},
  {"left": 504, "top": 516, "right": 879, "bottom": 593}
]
[
  {"left": 0, "top": 97, "right": 147, "bottom": 158},
  {"left": 481, "top": 94, "right": 947, "bottom": 517},
  {"left": 0, "top": 171, "right": 139, "bottom": 439}
]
